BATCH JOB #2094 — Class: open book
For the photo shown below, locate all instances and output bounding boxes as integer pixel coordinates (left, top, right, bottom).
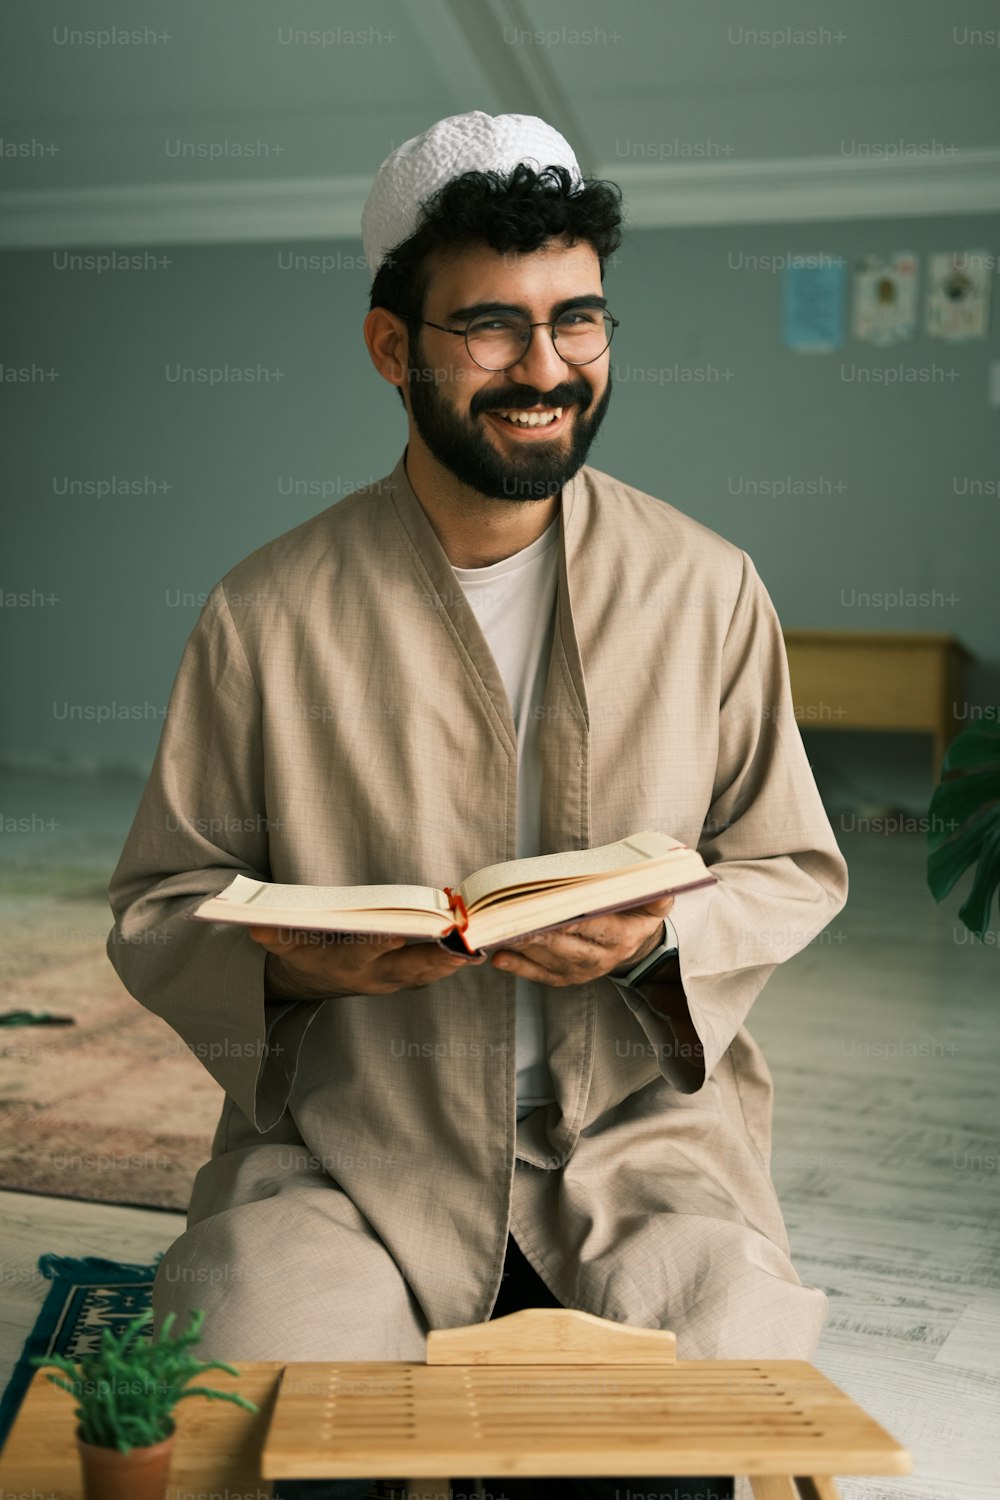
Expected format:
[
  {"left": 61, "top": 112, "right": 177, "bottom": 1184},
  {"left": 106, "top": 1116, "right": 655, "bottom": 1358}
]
[{"left": 190, "top": 830, "right": 715, "bottom": 956}]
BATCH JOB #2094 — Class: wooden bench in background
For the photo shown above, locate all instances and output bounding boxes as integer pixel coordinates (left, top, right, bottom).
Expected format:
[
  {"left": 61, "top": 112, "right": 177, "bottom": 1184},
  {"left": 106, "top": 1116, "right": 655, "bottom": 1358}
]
[{"left": 782, "top": 630, "right": 973, "bottom": 778}]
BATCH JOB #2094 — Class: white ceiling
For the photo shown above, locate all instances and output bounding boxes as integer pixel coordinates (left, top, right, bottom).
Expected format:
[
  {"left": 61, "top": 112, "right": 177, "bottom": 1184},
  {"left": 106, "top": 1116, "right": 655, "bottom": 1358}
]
[{"left": 1, "top": 0, "right": 998, "bottom": 247}]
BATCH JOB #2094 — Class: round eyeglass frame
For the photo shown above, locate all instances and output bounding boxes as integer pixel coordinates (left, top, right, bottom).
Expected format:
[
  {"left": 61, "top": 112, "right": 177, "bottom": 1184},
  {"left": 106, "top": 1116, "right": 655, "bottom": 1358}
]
[{"left": 388, "top": 308, "right": 619, "bottom": 370}]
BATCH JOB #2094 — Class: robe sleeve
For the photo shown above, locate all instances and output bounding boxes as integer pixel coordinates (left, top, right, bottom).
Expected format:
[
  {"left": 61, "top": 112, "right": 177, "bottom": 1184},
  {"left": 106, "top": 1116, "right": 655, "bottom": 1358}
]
[
  {"left": 106, "top": 582, "right": 324, "bottom": 1132},
  {"left": 612, "top": 549, "right": 848, "bottom": 1093}
]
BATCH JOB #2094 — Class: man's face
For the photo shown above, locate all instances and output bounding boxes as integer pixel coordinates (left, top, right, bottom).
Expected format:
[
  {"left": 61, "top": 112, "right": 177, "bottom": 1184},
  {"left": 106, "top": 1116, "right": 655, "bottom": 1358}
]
[{"left": 403, "top": 237, "right": 613, "bottom": 503}]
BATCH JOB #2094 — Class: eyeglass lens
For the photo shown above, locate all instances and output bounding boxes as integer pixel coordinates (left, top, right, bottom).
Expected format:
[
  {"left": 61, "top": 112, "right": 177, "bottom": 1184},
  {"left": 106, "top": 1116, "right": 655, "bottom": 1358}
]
[{"left": 466, "top": 310, "right": 614, "bottom": 369}]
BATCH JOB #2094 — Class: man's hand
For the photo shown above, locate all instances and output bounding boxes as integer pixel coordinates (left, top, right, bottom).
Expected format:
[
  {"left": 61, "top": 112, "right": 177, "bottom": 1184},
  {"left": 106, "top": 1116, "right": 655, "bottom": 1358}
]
[
  {"left": 487, "top": 894, "right": 675, "bottom": 988},
  {"left": 247, "top": 926, "right": 484, "bottom": 999}
]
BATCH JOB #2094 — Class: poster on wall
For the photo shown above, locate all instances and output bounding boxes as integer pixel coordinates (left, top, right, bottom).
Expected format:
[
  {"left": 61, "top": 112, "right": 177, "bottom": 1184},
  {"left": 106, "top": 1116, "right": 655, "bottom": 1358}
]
[
  {"left": 783, "top": 262, "right": 847, "bottom": 352},
  {"left": 851, "top": 253, "right": 919, "bottom": 344},
  {"left": 925, "top": 251, "right": 993, "bottom": 340}
]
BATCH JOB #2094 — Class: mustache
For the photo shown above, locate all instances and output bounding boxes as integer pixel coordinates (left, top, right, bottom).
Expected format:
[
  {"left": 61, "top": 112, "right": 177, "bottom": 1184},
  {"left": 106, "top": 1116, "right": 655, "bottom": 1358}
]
[{"left": 474, "top": 383, "right": 591, "bottom": 414}]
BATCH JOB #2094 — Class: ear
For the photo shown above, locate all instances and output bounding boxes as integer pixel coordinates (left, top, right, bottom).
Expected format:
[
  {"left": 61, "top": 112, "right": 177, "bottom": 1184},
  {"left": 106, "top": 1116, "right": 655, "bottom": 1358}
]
[{"left": 364, "top": 308, "right": 410, "bottom": 393}]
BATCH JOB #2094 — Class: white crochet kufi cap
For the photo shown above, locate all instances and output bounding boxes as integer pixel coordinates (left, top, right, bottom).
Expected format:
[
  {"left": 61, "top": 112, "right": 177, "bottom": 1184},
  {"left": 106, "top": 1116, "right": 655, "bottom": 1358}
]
[{"left": 361, "top": 111, "right": 583, "bottom": 280}]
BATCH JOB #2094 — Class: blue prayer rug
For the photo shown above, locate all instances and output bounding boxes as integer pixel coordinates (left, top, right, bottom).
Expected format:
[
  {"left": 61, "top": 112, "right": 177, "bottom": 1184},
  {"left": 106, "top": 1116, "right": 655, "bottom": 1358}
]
[{"left": 0, "top": 1253, "right": 162, "bottom": 1452}]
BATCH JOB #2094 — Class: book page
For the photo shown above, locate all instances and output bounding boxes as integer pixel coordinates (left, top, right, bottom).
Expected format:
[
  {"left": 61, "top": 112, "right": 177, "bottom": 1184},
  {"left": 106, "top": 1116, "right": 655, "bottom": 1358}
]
[
  {"left": 470, "top": 874, "right": 714, "bottom": 950},
  {"left": 459, "top": 831, "right": 686, "bottom": 913},
  {"left": 206, "top": 873, "right": 450, "bottom": 915}
]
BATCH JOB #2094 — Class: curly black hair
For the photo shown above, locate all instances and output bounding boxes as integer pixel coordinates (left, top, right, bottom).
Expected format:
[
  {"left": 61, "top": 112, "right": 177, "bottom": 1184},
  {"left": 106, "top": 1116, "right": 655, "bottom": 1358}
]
[{"left": 369, "top": 163, "right": 624, "bottom": 406}]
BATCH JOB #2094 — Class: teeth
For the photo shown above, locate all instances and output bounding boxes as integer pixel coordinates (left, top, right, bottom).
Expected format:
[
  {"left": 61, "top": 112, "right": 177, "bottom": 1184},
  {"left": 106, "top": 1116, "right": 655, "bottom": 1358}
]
[{"left": 494, "top": 407, "right": 563, "bottom": 427}]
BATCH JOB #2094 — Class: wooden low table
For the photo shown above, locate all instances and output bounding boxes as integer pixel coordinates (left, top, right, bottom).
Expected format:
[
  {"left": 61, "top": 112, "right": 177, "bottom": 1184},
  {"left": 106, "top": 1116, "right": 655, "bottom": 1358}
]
[
  {"left": 782, "top": 629, "right": 973, "bottom": 777},
  {"left": 1, "top": 1310, "right": 911, "bottom": 1500}
]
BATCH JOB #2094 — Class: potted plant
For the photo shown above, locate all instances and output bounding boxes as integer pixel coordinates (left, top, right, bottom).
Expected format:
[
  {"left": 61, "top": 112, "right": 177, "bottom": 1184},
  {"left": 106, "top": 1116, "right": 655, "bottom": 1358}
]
[
  {"left": 32, "top": 1306, "right": 258, "bottom": 1500},
  {"left": 927, "top": 723, "right": 1000, "bottom": 938}
]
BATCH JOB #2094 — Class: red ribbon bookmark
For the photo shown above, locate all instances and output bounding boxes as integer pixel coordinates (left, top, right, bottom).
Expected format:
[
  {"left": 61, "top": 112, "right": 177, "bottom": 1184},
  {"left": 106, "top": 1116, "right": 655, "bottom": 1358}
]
[{"left": 443, "top": 886, "right": 469, "bottom": 932}]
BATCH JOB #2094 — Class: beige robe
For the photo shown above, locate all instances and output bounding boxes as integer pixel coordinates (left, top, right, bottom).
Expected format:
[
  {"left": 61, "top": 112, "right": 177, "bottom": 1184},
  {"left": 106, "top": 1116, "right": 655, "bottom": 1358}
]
[{"left": 107, "top": 451, "right": 848, "bottom": 1368}]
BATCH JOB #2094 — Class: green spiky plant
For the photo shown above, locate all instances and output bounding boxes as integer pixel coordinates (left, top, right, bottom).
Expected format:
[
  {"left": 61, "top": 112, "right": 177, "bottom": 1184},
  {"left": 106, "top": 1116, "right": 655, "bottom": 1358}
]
[
  {"left": 31, "top": 1307, "right": 258, "bottom": 1454},
  {"left": 927, "top": 723, "right": 1000, "bottom": 939}
]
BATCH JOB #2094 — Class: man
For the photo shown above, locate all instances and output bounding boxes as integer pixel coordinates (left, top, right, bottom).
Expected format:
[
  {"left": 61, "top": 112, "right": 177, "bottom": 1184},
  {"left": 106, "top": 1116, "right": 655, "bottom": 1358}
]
[{"left": 107, "top": 113, "right": 848, "bottom": 1500}]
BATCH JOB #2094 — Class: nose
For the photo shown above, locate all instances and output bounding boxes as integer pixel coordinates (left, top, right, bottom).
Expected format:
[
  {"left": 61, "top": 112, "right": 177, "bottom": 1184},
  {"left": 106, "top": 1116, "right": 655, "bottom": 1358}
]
[{"left": 504, "top": 324, "right": 571, "bottom": 391}]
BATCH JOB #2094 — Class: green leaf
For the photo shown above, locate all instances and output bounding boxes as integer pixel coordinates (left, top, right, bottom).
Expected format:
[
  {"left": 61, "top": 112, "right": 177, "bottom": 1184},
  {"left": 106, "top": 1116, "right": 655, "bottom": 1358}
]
[
  {"left": 182, "top": 1357, "right": 242, "bottom": 1381},
  {"left": 928, "top": 808, "right": 995, "bottom": 900},
  {"left": 942, "top": 725, "right": 1000, "bottom": 774},
  {"left": 957, "top": 823, "right": 1000, "bottom": 937},
  {"left": 173, "top": 1386, "right": 259, "bottom": 1412},
  {"left": 928, "top": 770, "right": 1000, "bottom": 850},
  {"left": 115, "top": 1309, "right": 154, "bottom": 1358}
]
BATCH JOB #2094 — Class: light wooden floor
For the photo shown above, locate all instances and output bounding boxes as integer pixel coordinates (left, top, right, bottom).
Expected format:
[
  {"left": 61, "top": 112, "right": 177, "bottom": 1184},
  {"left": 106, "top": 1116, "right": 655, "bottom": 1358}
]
[{"left": 1, "top": 810, "right": 997, "bottom": 1499}]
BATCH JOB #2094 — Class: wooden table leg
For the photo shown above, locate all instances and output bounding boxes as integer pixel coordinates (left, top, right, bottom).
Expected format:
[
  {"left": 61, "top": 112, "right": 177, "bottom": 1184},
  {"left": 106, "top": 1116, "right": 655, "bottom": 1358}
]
[{"left": 750, "top": 1478, "right": 798, "bottom": 1499}]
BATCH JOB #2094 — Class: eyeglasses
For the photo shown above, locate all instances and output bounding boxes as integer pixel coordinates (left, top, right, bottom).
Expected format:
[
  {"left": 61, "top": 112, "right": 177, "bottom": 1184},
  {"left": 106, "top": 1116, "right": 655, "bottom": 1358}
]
[{"left": 390, "top": 307, "right": 618, "bottom": 370}]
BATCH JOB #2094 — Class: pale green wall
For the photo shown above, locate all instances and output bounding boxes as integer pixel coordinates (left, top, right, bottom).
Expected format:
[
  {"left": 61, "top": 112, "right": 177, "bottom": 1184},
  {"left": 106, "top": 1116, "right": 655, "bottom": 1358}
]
[{"left": 3, "top": 213, "right": 999, "bottom": 813}]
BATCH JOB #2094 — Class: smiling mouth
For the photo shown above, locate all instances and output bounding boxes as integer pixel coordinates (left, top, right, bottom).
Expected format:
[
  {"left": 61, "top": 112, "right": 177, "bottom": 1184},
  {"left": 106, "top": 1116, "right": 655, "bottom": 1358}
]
[{"left": 484, "top": 405, "right": 568, "bottom": 431}]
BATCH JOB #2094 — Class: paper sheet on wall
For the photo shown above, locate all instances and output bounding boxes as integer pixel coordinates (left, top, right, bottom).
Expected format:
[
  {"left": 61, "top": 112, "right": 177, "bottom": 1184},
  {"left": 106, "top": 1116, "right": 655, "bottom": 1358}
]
[
  {"left": 783, "top": 262, "right": 846, "bottom": 352},
  {"left": 852, "top": 253, "right": 919, "bottom": 344},
  {"left": 925, "top": 251, "right": 992, "bottom": 340}
]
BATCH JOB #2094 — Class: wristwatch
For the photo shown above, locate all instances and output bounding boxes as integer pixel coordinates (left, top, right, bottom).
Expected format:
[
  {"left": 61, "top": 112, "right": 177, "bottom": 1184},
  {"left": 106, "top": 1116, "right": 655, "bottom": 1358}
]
[{"left": 611, "top": 918, "right": 679, "bottom": 993}]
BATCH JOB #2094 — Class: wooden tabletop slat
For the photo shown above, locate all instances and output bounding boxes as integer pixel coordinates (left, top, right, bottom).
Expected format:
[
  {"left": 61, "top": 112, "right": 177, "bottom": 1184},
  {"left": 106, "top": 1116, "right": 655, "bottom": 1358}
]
[{"left": 263, "top": 1357, "right": 912, "bottom": 1481}]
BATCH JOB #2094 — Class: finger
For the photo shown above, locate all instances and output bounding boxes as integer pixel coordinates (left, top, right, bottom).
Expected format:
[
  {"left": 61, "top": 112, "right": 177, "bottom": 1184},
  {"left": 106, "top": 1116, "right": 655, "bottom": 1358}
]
[
  {"left": 380, "top": 945, "right": 476, "bottom": 982},
  {"left": 605, "top": 895, "right": 674, "bottom": 923},
  {"left": 248, "top": 925, "right": 404, "bottom": 949},
  {"left": 491, "top": 950, "right": 546, "bottom": 980},
  {"left": 498, "top": 933, "right": 601, "bottom": 967},
  {"left": 640, "top": 894, "right": 675, "bottom": 916},
  {"left": 492, "top": 937, "right": 607, "bottom": 983},
  {"left": 491, "top": 949, "right": 591, "bottom": 987},
  {"left": 246, "top": 925, "right": 301, "bottom": 951},
  {"left": 508, "top": 918, "right": 613, "bottom": 950},
  {"left": 559, "top": 906, "right": 666, "bottom": 947},
  {"left": 541, "top": 936, "right": 611, "bottom": 969}
]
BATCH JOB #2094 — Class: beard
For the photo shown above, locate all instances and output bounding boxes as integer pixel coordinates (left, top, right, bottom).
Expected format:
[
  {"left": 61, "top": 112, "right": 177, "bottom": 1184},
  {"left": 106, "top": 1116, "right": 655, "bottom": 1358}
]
[{"left": 405, "top": 336, "right": 613, "bottom": 503}]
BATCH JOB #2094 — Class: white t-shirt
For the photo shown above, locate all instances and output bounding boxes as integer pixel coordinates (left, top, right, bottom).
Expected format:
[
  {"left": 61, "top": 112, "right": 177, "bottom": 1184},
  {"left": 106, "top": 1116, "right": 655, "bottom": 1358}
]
[{"left": 450, "top": 513, "right": 562, "bottom": 1120}]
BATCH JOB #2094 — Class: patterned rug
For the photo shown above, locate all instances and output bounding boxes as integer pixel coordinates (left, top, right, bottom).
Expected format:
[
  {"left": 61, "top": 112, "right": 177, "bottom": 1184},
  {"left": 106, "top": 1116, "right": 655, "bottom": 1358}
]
[
  {"left": 0, "top": 1253, "right": 402, "bottom": 1498},
  {"left": 0, "top": 888, "right": 222, "bottom": 1211},
  {"left": 0, "top": 1253, "right": 163, "bottom": 1453}
]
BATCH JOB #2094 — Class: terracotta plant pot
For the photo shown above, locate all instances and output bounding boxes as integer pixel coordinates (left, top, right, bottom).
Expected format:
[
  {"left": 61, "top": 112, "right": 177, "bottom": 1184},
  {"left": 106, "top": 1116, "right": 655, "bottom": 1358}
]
[{"left": 75, "top": 1423, "right": 175, "bottom": 1500}]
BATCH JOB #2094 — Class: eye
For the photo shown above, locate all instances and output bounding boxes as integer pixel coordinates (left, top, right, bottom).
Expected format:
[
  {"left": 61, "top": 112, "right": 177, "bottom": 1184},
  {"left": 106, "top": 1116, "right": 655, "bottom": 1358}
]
[
  {"left": 469, "top": 314, "right": 523, "bottom": 333},
  {"left": 557, "top": 310, "right": 602, "bottom": 328}
]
